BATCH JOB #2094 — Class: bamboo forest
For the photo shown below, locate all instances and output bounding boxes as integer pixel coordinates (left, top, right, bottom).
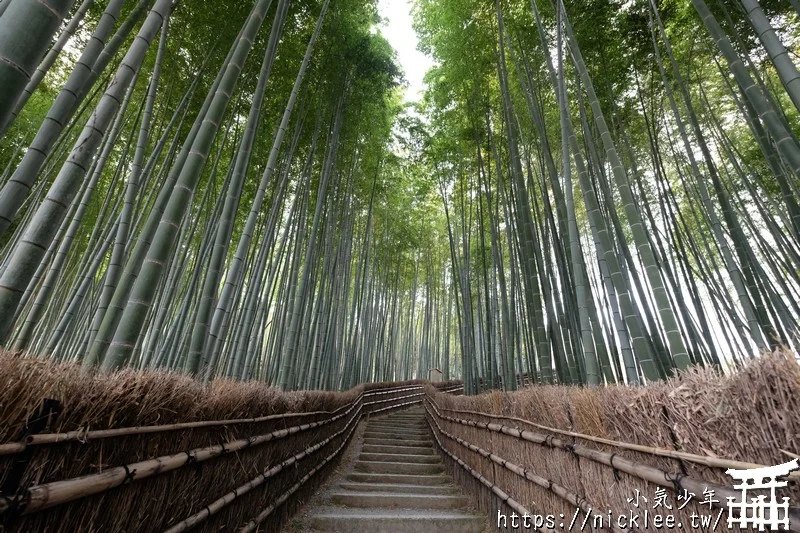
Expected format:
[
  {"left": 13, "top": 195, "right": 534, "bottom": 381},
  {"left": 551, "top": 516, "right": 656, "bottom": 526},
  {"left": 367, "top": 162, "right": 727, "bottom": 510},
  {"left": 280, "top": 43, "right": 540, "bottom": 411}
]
[
  {"left": 2, "top": 0, "right": 799, "bottom": 391},
  {"left": 1, "top": 0, "right": 800, "bottom": 531},
  {"left": 2, "top": 0, "right": 800, "bottom": 393}
]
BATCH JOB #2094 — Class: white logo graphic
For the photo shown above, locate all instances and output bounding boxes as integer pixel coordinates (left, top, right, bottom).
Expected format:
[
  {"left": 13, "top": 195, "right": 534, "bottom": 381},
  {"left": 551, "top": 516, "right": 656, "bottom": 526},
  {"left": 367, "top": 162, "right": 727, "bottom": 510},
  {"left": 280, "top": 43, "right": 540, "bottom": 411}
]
[{"left": 725, "top": 458, "right": 799, "bottom": 530}]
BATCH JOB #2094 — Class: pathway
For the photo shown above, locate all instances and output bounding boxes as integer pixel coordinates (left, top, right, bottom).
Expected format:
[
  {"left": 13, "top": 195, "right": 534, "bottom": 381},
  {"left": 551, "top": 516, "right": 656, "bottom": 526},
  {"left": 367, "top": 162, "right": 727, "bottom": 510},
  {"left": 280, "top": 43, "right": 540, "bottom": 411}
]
[{"left": 288, "top": 406, "right": 486, "bottom": 532}]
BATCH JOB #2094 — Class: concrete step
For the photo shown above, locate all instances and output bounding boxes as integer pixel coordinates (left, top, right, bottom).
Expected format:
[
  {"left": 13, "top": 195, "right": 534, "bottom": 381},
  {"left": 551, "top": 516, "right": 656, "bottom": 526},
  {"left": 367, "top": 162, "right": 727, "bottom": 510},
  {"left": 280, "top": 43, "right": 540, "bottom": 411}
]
[
  {"left": 354, "top": 460, "right": 444, "bottom": 475},
  {"left": 337, "top": 482, "right": 459, "bottom": 495},
  {"left": 307, "top": 507, "right": 485, "bottom": 533},
  {"left": 329, "top": 491, "right": 470, "bottom": 510},
  {"left": 345, "top": 472, "right": 451, "bottom": 485},
  {"left": 359, "top": 452, "right": 442, "bottom": 464},
  {"left": 361, "top": 444, "right": 434, "bottom": 455},
  {"left": 363, "top": 437, "right": 432, "bottom": 447}
]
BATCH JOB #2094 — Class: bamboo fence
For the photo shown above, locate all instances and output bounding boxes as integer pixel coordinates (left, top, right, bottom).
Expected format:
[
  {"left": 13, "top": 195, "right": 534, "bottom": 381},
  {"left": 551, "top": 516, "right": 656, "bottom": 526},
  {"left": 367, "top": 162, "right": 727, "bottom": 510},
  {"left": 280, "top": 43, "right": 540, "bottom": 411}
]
[
  {"left": 3, "top": 348, "right": 797, "bottom": 532},
  {"left": 425, "top": 350, "right": 800, "bottom": 532},
  {"left": 0, "top": 350, "right": 460, "bottom": 532}
]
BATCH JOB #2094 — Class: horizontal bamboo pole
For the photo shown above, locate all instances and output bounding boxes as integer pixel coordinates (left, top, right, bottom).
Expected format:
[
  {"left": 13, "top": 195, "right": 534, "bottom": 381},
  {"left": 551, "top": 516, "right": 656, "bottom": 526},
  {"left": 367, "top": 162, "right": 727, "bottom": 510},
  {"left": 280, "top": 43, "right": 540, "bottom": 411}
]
[
  {"left": 0, "top": 396, "right": 363, "bottom": 516},
  {"left": 237, "top": 413, "right": 361, "bottom": 533},
  {"left": 164, "top": 401, "right": 363, "bottom": 532},
  {"left": 363, "top": 391, "right": 423, "bottom": 407},
  {"left": 0, "top": 382, "right": 425, "bottom": 520},
  {"left": 0, "top": 385, "right": 428, "bottom": 456},
  {"left": 425, "top": 404, "right": 541, "bottom": 532},
  {"left": 0, "top": 396, "right": 360, "bottom": 457},
  {"left": 430, "top": 395, "right": 800, "bottom": 481},
  {"left": 369, "top": 398, "right": 423, "bottom": 415},
  {"left": 426, "top": 397, "right": 800, "bottom": 532},
  {"left": 424, "top": 401, "right": 627, "bottom": 533},
  {"left": 363, "top": 385, "right": 424, "bottom": 397}
]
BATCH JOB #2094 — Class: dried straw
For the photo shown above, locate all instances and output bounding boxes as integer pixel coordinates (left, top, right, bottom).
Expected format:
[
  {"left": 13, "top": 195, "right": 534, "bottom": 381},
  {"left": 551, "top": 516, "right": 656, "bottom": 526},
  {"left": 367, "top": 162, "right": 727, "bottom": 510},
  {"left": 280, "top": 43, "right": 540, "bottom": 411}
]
[{"left": 425, "top": 350, "right": 800, "bottom": 533}]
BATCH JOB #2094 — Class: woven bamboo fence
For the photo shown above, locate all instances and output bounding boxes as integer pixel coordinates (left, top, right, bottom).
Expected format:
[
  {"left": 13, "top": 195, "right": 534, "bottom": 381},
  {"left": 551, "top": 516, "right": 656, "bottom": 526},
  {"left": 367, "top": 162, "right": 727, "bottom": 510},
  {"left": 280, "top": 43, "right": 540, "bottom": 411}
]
[
  {"left": 0, "top": 351, "right": 460, "bottom": 532},
  {"left": 425, "top": 351, "right": 800, "bottom": 532}
]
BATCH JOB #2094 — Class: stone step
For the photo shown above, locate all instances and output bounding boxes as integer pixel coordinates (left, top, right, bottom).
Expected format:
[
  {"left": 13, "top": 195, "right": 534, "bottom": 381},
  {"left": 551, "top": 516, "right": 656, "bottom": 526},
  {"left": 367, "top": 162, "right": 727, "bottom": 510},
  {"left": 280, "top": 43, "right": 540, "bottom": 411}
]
[
  {"left": 362, "top": 434, "right": 430, "bottom": 443},
  {"left": 288, "top": 406, "right": 483, "bottom": 532},
  {"left": 337, "top": 482, "right": 458, "bottom": 495},
  {"left": 363, "top": 430, "right": 430, "bottom": 440},
  {"left": 368, "top": 421, "right": 426, "bottom": 427},
  {"left": 329, "top": 491, "right": 470, "bottom": 510},
  {"left": 366, "top": 423, "right": 428, "bottom": 430},
  {"left": 354, "top": 460, "right": 444, "bottom": 475},
  {"left": 307, "top": 507, "right": 485, "bottom": 533},
  {"left": 368, "top": 420, "right": 427, "bottom": 426},
  {"left": 370, "top": 422, "right": 424, "bottom": 425},
  {"left": 380, "top": 422, "right": 426, "bottom": 425},
  {"left": 363, "top": 437, "right": 432, "bottom": 447},
  {"left": 361, "top": 444, "right": 434, "bottom": 455},
  {"left": 367, "top": 423, "right": 427, "bottom": 430},
  {"left": 345, "top": 472, "right": 451, "bottom": 485},
  {"left": 359, "top": 452, "right": 441, "bottom": 464}
]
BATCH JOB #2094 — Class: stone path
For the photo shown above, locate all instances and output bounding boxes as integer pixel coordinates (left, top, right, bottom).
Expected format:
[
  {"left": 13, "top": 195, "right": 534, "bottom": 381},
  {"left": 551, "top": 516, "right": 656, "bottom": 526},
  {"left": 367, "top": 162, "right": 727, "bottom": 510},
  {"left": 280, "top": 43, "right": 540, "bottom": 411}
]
[{"left": 288, "top": 406, "right": 486, "bottom": 532}]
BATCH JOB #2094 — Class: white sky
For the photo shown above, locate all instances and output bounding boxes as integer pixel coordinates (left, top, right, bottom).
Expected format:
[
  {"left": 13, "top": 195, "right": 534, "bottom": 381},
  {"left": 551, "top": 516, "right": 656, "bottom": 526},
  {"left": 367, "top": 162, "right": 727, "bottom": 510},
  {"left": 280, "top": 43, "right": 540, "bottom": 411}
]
[{"left": 377, "top": 0, "right": 434, "bottom": 102}]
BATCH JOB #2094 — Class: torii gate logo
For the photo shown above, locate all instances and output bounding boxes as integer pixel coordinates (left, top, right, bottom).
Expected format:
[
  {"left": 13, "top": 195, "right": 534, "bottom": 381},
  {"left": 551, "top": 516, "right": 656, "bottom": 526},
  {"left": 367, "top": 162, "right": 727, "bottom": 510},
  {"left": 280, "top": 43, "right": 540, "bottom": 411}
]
[{"left": 726, "top": 458, "right": 799, "bottom": 530}]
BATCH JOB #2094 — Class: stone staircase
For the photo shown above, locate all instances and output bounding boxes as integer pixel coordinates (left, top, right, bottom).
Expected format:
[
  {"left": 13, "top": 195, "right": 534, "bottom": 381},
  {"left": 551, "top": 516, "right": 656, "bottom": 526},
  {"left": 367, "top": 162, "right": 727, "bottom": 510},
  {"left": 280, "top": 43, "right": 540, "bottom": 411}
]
[{"left": 295, "top": 406, "right": 486, "bottom": 532}]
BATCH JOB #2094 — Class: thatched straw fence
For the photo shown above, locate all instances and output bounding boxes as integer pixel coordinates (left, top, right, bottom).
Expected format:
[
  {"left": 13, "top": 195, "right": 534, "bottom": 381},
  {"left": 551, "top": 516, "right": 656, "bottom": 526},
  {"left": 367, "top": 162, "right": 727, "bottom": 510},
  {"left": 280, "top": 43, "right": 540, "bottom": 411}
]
[
  {"left": 0, "top": 351, "right": 460, "bottom": 532},
  {"left": 425, "top": 351, "right": 800, "bottom": 532}
]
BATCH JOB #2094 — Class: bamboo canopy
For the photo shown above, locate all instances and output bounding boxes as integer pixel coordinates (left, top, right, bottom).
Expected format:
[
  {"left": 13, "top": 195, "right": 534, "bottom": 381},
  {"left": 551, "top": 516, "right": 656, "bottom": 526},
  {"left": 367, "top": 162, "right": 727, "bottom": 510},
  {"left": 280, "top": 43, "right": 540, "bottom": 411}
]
[{"left": 1, "top": 0, "right": 799, "bottom": 528}]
